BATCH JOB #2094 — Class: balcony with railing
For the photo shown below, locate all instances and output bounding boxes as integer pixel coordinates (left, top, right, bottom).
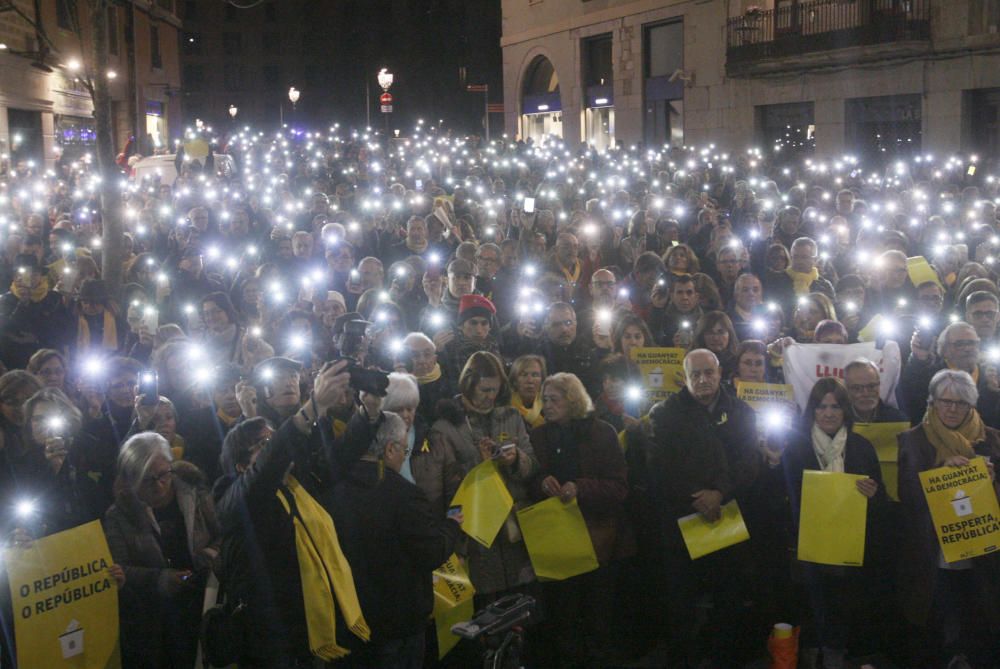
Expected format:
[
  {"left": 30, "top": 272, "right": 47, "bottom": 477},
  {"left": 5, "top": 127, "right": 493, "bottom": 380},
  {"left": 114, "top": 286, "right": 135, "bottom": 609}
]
[{"left": 726, "top": 0, "right": 931, "bottom": 75}]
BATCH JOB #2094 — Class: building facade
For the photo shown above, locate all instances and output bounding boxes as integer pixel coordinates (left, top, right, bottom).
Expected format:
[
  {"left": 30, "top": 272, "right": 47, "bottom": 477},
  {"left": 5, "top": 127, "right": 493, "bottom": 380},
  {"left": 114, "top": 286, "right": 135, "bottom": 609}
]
[
  {"left": 0, "top": 0, "right": 181, "bottom": 168},
  {"left": 501, "top": 0, "right": 1000, "bottom": 158}
]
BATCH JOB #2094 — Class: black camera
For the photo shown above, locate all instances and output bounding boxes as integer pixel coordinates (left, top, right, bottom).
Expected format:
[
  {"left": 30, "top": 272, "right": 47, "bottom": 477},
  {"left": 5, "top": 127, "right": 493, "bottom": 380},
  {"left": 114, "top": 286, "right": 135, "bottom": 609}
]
[
  {"left": 332, "top": 357, "right": 390, "bottom": 397},
  {"left": 452, "top": 593, "right": 535, "bottom": 641}
]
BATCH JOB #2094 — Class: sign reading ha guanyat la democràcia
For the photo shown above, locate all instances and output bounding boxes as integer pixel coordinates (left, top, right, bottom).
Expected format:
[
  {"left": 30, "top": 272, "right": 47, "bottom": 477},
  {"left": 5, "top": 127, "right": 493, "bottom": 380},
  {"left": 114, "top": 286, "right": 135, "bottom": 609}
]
[
  {"left": 629, "top": 347, "right": 685, "bottom": 401},
  {"left": 920, "top": 457, "right": 1000, "bottom": 563}
]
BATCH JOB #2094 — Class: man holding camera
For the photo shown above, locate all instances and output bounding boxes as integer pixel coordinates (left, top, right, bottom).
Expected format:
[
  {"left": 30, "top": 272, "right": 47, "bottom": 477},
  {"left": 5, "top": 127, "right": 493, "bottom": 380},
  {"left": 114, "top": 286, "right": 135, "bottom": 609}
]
[{"left": 214, "top": 360, "right": 385, "bottom": 667}]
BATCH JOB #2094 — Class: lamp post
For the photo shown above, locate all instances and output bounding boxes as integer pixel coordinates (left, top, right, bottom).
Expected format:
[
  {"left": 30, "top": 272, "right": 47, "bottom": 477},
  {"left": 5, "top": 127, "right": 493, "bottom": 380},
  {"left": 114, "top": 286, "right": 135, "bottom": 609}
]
[
  {"left": 377, "top": 68, "right": 393, "bottom": 146},
  {"left": 287, "top": 87, "right": 300, "bottom": 128},
  {"left": 228, "top": 104, "right": 238, "bottom": 119}
]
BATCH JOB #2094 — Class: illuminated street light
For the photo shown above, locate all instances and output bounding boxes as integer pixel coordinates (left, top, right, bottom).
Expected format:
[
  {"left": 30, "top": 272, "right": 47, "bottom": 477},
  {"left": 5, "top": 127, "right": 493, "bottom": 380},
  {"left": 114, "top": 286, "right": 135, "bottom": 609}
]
[
  {"left": 229, "top": 104, "right": 238, "bottom": 119},
  {"left": 377, "top": 68, "right": 393, "bottom": 91},
  {"left": 288, "top": 87, "right": 300, "bottom": 109}
]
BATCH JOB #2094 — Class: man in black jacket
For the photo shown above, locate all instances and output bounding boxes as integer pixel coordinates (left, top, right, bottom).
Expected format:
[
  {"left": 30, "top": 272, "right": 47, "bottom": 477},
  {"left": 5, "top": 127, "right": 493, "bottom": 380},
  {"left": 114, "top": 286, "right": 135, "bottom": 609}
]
[
  {"left": 213, "top": 361, "right": 382, "bottom": 667},
  {"left": 647, "top": 349, "right": 760, "bottom": 668},
  {"left": 332, "top": 411, "right": 462, "bottom": 668}
]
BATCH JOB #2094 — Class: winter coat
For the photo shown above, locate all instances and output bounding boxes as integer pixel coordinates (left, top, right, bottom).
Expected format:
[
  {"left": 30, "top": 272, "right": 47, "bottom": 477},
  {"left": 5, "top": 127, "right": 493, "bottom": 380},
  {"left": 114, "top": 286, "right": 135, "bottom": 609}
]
[
  {"left": 408, "top": 415, "right": 461, "bottom": 518},
  {"left": 896, "top": 424, "right": 1000, "bottom": 628},
  {"left": 529, "top": 415, "right": 632, "bottom": 564},
  {"left": 332, "top": 460, "right": 461, "bottom": 642},
  {"left": 429, "top": 397, "right": 539, "bottom": 594},
  {"left": 0, "top": 289, "right": 73, "bottom": 369},
  {"left": 104, "top": 461, "right": 220, "bottom": 668},
  {"left": 647, "top": 385, "right": 760, "bottom": 548}
]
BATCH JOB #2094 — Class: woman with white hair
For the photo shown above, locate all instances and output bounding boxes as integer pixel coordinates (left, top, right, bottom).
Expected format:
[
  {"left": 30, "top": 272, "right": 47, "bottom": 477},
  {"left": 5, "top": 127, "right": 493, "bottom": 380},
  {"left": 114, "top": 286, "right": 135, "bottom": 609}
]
[
  {"left": 897, "top": 369, "right": 1000, "bottom": 666},
  {"left": 383, "top": 372, "right": 457, "bottom": 517},
  {"left": 104, "top": 431, "right": 220, "bottom": 668}
]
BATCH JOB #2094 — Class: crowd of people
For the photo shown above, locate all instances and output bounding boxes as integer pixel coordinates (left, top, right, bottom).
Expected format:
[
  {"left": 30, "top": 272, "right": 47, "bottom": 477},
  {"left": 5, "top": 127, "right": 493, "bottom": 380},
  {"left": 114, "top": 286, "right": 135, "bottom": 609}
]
[{"left": 0, "top": 124, "right": 998, "bottom": 669}]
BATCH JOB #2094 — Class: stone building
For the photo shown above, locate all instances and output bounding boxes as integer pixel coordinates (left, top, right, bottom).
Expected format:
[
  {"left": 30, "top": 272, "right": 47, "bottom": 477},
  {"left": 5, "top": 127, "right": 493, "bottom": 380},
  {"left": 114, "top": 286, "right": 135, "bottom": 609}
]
[
  {"left": 0, "top": 0, "right": 182, "bottom": 168},
  {"left": 501, "top": 0, "right": 1000, "bottom": 158}
]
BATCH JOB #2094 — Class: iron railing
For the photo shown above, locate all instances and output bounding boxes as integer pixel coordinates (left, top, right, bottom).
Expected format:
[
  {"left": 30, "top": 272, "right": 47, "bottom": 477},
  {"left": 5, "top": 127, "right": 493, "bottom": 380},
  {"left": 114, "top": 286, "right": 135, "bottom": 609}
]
[{"left": 727, "top": 0, "right": 930, "bottom": 67}]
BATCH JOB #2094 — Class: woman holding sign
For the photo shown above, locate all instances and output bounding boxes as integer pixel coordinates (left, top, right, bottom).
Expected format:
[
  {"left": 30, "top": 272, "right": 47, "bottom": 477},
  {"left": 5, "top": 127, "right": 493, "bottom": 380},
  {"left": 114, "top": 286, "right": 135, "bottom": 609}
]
[
  {"left": 782, "top": 377, "right": 887, "bottom": 669},
  {"left": 531, "top": 372, "right": 630, "bottom": 668},
  {"left": 897, "top": 369, "right": 1000, "bottom": 667}
]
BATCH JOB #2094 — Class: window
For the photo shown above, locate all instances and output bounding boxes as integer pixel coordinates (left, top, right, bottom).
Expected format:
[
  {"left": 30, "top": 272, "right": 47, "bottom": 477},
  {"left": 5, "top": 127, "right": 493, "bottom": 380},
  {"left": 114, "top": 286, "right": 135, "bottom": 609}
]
[
  {"left": 263, "top": 32, "right": 280, "bottom": 54},
  {"left": 845, "top": 95, "right": 922, "bottom": 160},
  {"left": 970, "top": 0, "right": 1000, "bottom": 35},
  {"left": 646, "top": 21, "right": 683, "bottom": 79},
  {"left": 583, "top": 35, "right": 612, "bottom": 88},
  {"left": 183, "top": 64, "right": 205, "bottom": 90},
  {"left": 224, "top": 64, "right": 244, "bottom": 91},
  {"left": 56, "top": 0, "right": 78, "bottom": 31},
  {"left": 150, "top": 26, "right": 162, "bottom": 69},
  {"left": 107, "top": 7, "right": 119, "bottom": 56},
  {"left": 756, "top": 102, "right": 816, "bottom": 158},
  {"left": 223, "top": 32, "right": 242, "bottom": 56},
  {"left": 182, "top": 32, "right": 201, "bottom": 56}
]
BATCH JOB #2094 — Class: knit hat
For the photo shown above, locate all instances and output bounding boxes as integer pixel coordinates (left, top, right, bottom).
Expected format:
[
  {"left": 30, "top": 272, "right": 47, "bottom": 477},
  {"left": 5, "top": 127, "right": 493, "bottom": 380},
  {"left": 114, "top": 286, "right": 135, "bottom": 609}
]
[{"left": 459, "top": 294, "right": 496, "bottom": 323}]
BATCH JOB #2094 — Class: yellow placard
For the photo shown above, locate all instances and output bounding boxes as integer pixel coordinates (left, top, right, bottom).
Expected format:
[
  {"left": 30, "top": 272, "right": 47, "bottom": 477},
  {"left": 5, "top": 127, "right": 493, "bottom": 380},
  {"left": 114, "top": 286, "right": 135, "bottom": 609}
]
[
  {"left": 677, "top": 500, "right": 751, "bottom": 560},
  {"left": 6, "top": 520, "right": 121, "bottom": 668},
  {"left": 907, "top": 255, "right": 942, "bottom": 290},
  {"left": 919, "top": 457, "right": 1000, "bottom": 563},
  {"left": 853, "top": 422, "right": 908, "bottom": 502},
  {"left": 629, "top": 347, "right": 686, "bottom": 401},
  {"left": 450, "top": 459, "right": 514, "bottom": 548},
  {"left": 736, "top": 381, "right": 796, "bottom": 414},
  {"left": 798, "top": 471, "right": 868, "bottom": 566},
  {"left": 432, "top": 554, "right": 475, "bottom": 659},
  {"left": 516, "top": 497, "right": 599, "bottom": 580}
]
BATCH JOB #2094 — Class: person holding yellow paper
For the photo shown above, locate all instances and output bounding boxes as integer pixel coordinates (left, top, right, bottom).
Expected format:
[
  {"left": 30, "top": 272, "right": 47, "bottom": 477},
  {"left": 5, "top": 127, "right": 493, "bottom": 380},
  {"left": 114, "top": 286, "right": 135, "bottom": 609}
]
[
  {"left": 331, "top": 412, "right": 463, "bottom": 668},
  {"left": 529, "top": 372, "right": 629, "bottom": 668},
  {"left": 897, "top": 369, "right": 1000, "bottom": 667},
  {"left": 428, "top": 352, "right": 540, "bottom": 601},
  {"left": 783, "top": 377, "right": 887, "bottom": 669}
]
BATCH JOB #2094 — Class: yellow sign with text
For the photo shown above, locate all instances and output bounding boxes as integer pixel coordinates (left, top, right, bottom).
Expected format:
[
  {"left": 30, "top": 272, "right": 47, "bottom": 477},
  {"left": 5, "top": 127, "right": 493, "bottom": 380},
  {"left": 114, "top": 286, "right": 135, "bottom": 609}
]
[
  {"left": 450, "top": 459, "right": 514, "bottom": 548},
  {"left": 6, "top": 520, "right": 120, "bottom": 669},
  {"left": 517, "top": 497, "right": 599, "bottom": 580},
  {"left": 907, "top": 255, "right": 942, "bottom": 290},
  {"left": 798, "top": 471, "right": 868, "bottom": 566},
  {"left": 853, "top": 422, "right": 908, "bottom": 502},
  {"left": 629, "top": 347, "right": 686, "bottom": 401},
  {"left": 677, "top": 500, "right": 751, "bottom": 560},
  {"left": 432, "top": 554, "right": 475, "bottom": 659},
  {"left": 920, "top": 457, "right": 1000, "bottom": 563},
  {"left": 736, "top": 381, "right": 796, "bottom": 414}
]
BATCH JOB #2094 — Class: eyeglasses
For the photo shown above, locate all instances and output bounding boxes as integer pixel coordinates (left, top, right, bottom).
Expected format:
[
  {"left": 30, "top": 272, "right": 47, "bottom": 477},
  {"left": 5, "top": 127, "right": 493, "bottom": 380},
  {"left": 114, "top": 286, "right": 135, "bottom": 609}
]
[
  {"left": 142, "top": 468, "right": 173, "bottom": 486},
  {"left": 935, "top": 398, "right": 971, "bottom": 411},
  {"left": 847, "top": 383, "right": 880, "bottom": 394},
  {"left": 971, "top": 310, "right": 999, "bottom": 320},
  {"left": 592, "top": 280, "right": 615, "bottom": 287},
  {"left": 948, "top": 339, "right": 980, "bottom": 349},
  {"left": 549, "top": 319, "right": 575, "bottom": 328}
]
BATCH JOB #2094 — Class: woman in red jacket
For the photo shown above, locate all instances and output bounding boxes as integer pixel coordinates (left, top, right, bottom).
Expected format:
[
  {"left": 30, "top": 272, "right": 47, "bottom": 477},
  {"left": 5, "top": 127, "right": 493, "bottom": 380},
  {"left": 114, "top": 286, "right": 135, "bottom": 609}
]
[{"left": 530, "top": 372, "right": 630, "bottom": 669}]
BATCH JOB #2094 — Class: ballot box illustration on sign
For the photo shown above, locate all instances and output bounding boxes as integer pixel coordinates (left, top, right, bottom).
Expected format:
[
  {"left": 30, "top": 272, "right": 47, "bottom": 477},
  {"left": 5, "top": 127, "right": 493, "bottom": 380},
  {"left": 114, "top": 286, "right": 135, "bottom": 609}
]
[
  {"left": 59, "top": 620, "right": 84, "bottom": 659},
  {"left": 648, "top": 367, "right": 664, "bottom": 389},
  {"left": 952, "top": 490, "right": 973, "bottom": 517}
]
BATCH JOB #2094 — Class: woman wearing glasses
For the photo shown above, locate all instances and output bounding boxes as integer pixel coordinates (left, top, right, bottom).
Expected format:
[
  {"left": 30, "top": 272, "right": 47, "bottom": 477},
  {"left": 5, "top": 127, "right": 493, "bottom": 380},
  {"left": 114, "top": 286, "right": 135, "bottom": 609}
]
[
  {"left": 104, "top": 431, "right": 221, "bottom": 668},
  {"left": 897, "top": 369, "right": 1000, "bottom": 667}
]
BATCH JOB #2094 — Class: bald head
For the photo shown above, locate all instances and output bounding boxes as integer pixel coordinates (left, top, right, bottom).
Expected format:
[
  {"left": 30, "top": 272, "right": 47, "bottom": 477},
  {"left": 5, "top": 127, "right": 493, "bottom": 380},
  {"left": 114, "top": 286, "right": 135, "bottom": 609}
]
[{"left": 684, "top": 349, "right": 721, "bottom": 405}]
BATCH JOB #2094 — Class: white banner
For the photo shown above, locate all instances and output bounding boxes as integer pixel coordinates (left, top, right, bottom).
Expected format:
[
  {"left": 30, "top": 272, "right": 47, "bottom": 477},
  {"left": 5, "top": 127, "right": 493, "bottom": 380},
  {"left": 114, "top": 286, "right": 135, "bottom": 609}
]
[{"left": 783, "top": 341, "right": 901, "bottom": 410}]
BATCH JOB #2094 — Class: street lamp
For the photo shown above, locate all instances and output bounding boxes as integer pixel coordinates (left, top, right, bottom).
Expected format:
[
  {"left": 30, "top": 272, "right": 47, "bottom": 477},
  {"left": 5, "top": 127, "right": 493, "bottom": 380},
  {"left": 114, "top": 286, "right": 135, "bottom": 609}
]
[
  {"left": 288, "top": 87, "right": 300, "bottom": 109},
  {"left": 229, "top": 104, "right": 238, "bottom": 119},
  {"left": 377, "top": 68, "right": 393, "bottom": 92}
]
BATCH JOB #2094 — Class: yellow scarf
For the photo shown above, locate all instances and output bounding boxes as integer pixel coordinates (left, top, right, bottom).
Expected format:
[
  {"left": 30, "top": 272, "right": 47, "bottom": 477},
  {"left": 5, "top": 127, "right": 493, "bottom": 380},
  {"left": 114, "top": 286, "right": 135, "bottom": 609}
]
[
  {"left": 77, "top": 310, "right": 118, "bottom": 351},
  {"left": 785, "top": 266, "right": 819, "bottom": 296},
  {"left": 416, "top": 363, "right": 442, "bottom": 385},
  {"left": 947, "top": 362, "right": 979, "bottom": 385},
  {"left": 276, "top": 475, "right": 369, "bottom": 660},
  {"left": 923, "top": 404, "right": 983, "bottom": 466},
  {"left": 511, "top": 392, "right": 545, "bottom": 428},
  {"left": 10, "top": 277, "right": 50, "bottom": 303},
  {"left": 216, "top": 408, "right": 239, "bottom": 429},
  {"left": 332, "top": 418, "right": 347, "bottom": 439},
  {"left": 559, "top": 260, "right": 581, "bottom": 285},
  {"left": 169, "top": 434, "right": 186, "bottom": 462}
]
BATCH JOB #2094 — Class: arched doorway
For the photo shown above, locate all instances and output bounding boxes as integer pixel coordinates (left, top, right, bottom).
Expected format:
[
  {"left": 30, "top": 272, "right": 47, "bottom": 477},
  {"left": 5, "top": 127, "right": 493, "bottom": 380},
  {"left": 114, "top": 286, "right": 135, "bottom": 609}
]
[{"left": 520, "top": 56, "right": 562, "bottom": 143}]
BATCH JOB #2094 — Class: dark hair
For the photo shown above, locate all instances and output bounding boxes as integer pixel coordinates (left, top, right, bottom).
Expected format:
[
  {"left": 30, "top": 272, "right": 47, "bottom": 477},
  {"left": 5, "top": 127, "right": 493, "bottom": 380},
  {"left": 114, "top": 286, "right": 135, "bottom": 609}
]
[
  {"left": 633, "top": 251, "right": 665, "bottom": 276},
  {"left": 692, "top": 311, "right": 739, "bottom": 357},
  {"left": 735, "top": 339, "right": 767, "bottom": 362},
  {"left": 106, "top": 356, "right": 143, "bottom": 379},
  {"left": 201, "top": 291, "right": 240, "bottom": 326},
  {"left": 966, "top": 290, "right": 999, "bottom": 310},
  {"left": 598, "top": 353, "right": 630, "bottom": 381},
  {"left": 458, "top": 351, "right": 510, "bottom": 405},
  {"left": 220, "top": 417, "right": 272, "bottom": 476},
  {"left": 612, "top": 313, "right": 654, "bottom": 354},
  {"left": 802, "top": 377, "right": 853, "bottom": 432}
]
